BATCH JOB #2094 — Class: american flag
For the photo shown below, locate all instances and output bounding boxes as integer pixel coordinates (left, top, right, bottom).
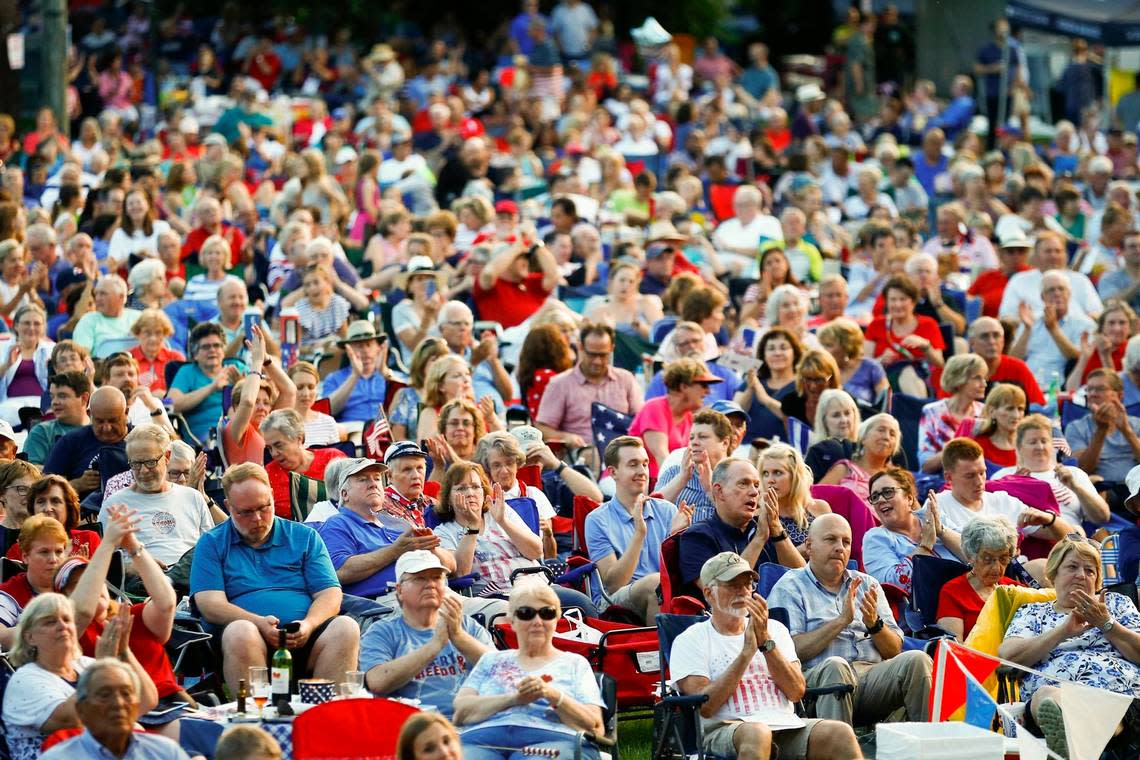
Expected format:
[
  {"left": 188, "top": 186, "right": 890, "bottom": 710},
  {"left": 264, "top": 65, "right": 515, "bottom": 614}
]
[
  {"left": 785, "top": 417, "right": 812, "bottom": 457},
  {"left": 1052, "top": 423, "right": 1072, "bottom": 459},
  {"left": 591, "top": 402, "right": 634, "bottom": 453},
  {"left": 364, "top": 407, "right": 391, "bottom": 460}
]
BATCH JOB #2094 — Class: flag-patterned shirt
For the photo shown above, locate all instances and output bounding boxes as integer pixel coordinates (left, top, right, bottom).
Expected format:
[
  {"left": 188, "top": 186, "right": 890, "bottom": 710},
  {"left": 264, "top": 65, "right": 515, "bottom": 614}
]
[{"left": 668, "top": 617, "right": 805, "bottom": 730}]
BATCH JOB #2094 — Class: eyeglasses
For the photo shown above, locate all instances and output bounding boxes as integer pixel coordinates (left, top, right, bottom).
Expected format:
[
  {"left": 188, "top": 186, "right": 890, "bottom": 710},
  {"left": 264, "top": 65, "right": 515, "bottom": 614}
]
[
  {"left": 128, "top": 457, "right": 162, "bottom": 471},
  {"left": 802, "top": 374, "right": 832, "bottom": 385},
  {"left": 197, "top": 342, "right": 224, "bottom": 351},
  {"left": 453, "top": 484, "right": 484, "bottom": 495},
  {"left": 514, "top": 606, "right": 558, "bottom": 621},
  {"left": 167, "top": 469, "right": 191, "bottom": 481},
  {"left": 867, "top": 487, "right": 900, "bottom": 504},
  {"left": 975, "top": 553, "right": 1013, "bottom": 566},
  {"left": 232, "top": 503, "right": 273, "bottom": 519},
  {"left": 5, "top": 485, "right": 29, "bottom": 496}
]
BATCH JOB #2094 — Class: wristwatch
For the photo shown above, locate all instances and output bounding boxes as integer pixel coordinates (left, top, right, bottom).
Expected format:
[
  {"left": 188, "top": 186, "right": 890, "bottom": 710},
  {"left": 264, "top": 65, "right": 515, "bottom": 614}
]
[
  {"left": 770, "top": 532, "right": 789, "bottom": 543},
  {"left": 464, "top": 528, "right": 480, "bottom": 536},
  {"left": 759, "top": 639, "right": 777, "bottom": 653},
  {"left": 867, "top": 617, "right": 885, "bottom": 635},
  {"left": 1100, "top": 617, "right": 1117, "bottom": 634}
]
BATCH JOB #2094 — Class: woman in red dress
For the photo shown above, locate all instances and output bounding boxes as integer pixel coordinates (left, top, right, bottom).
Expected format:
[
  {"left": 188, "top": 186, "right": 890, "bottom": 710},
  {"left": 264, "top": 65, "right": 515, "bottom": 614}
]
[{"left": 864, "top": 273, "right": 946, "bottom": 393}]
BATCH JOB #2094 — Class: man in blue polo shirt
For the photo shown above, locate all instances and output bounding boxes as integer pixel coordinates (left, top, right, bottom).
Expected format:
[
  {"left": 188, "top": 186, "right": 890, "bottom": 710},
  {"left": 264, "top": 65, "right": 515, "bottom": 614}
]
[
  {"left": 190, "top": 462, "right": 360, "bottom": 695},
  {"left": 321, "top": 321, "right": 390, "bottom": 423},
  {"left": 317, "top": 458, "right": 456, "bottom": 600},
  {"left": 678, "top": 458, "right": 805, "bottom": 604},
  {"left": 584, "top": 437, "right": 691, "bottom": 624}
]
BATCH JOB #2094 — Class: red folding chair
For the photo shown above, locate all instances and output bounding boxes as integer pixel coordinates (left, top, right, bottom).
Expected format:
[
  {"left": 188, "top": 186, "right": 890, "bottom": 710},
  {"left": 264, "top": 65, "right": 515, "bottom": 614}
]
[
  {"left": 292, "top": 697, "right": 418, "bottom": 759},
  {"left": 658, "top": 532, "right": 706, "bottom": 615},
  {"left": 495, "top": 617, "right": 660, "bottom": 711}
]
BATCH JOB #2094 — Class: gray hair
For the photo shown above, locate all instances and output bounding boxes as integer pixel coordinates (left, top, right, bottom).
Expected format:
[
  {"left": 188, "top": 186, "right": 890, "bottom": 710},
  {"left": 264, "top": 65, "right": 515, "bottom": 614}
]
[
  {"left": 259, "top": 408, "right": 306, "bottom": 441},
  {"left": 815, "top": 389, "right": 859, "bottom": 442},
  {"left": 765, "top": 284, "right": 809, "bottom": 328},
  {"left": 904, "top": 252, "right": 937, "bottom": 280},
  {"left": 76, "top": 657, "right": 141, "bottom": 702},
  {"left": 1040, "top": 269, "right": 1070, "bottom": 295},
  {"left": 857, "top": 413, "right": 902, "bottom": 454},
  {"left": 474, "top": 431, "right": 525, "bottom": 470},
  {"left": 170, "top": 440, "right": 196, "bottom": 463},
  {"left": 128, "top": 258, "right": 166, "bottom": 291},
  {"left": 711, "top": 457, "right": 754, "bottom": 491},
  {"left": 323, "top": 458, "right": 356, "bottom": 505},
  {"left": 96, "top": 274, "right": 128, "bottom": 296},
  {"left": 25, "top": 223, "right": 56, "bottom": 247},
  {"left": 1124, "top": 334, "right": 1140, "bottom": 375},
  {"left": 960, "top": 516, "right": 1017, "bottom": 561},
  {"left": 125, "top": 423, "right": 171, "bottom": 454},
  {"left": 10, "top": 593, "right": 79, "bottom": 668},
  {"left": 940, "top": 353, "right": 988, "bottom": 394},
  {"left": 438, "top": 300, "right": 473, "bottom": 328}
]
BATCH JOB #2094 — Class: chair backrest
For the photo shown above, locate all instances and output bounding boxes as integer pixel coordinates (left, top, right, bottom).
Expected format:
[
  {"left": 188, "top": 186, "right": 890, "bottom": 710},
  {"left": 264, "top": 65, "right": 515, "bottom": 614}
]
[
  {"left": 889, "top": 392, "right": 934, "bottom": 472},
  {"left": 590, "top": 402, "right": 634, "bottom": 457},
  {"left": 163, "top": 360, "right": 187, "bottom": 393},
  {"left": 572, "top": 495, "right": 601, "bottom": 554},
  {"left": 651, "top": 317, "right": 678, "bottom": 344},
  {"left": 809, "top": 484, "right": 877, "bottom": 570},
  {"left": 659, "top": 532, "right": 705, "bottom": 615},
  {"left": 707, "top": 183, "right": 738, "bottom": 222},
  {"left": 965, "top": 295, "right": 983, "bottom": 325},
  {"left": 984, "top": 475, "right": 1061, "bottom": 560},
  {"left": 292, "top": 697, "right": 418, "bottom": 759},
  {"left": 939, "top": 322, "right": 955, "bottom": 358},
  {"left": 505, "top": 496, "right": 541, "bottom": 535},
  {"left": 1061, "top": 399, "right": 1089, "bottom": 429},
  {"left": 910, "top": 554, "right": 970, "bottom": 628},
  {"left": 757, "top": 562, "right": 790, "bottom": 599},
  {"left": 93, "top": 336, "right": 140, "bottom": 359},
  {"left": 312, "top": 397, "right": 333, "bottom": 416},
  {"left": 656, "top": 613, "right": 707, "bottom": 672},
  {"left": 517, "top": 464, "right": 543, "bottom": 489}
]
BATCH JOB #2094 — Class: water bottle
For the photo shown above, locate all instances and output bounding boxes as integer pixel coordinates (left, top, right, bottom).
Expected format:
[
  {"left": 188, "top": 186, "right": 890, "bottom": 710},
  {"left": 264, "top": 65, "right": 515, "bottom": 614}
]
[{"left": 1045, "top": 371, "right": 1060, "bottom": 421}]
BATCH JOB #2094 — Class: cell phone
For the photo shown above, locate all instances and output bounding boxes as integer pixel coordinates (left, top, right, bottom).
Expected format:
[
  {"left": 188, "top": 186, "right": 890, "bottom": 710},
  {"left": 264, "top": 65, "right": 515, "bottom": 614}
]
[
  {"left": 279, "top": 621, "right": 301, "bottom": 634},
  {"left": 144, "top": 702, "right": 189, "bottom": 717},
  {"left": 425, "top": 280, "right": 437, "bottom": 299},
  {"left": 243, "top": 310, "right": 262, "bottom": 342}
]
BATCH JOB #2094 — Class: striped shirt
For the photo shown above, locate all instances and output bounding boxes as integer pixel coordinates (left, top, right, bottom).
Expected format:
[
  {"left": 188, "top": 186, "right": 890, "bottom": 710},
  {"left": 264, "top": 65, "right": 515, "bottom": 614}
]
[{"left": 297, "top": 294, "right": 351, "bottom": 345}]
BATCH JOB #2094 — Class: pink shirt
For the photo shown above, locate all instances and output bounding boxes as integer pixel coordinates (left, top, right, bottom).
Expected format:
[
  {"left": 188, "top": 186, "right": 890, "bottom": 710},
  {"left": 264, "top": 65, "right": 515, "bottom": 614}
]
[
  {"left": 535, "top": 365, "right": 644, "bottom": 440},
  {"left": 628, "top": 395, "right": 692, "bottom": 479}
]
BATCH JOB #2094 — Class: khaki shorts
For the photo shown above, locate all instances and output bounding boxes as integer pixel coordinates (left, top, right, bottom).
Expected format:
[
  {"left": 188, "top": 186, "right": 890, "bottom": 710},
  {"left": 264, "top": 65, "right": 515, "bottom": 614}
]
[
  {"left": 609, "top": 582, "right": 639, "bottom": 610},
  {"left": 703, "top": 718, "right": 825, "bottom": 760}
]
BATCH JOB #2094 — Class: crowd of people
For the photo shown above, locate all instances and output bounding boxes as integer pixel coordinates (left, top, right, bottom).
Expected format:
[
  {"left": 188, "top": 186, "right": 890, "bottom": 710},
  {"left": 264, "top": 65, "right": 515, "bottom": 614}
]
[{"left": 2, "top": 1, "right": 1140, "bottom": 759}]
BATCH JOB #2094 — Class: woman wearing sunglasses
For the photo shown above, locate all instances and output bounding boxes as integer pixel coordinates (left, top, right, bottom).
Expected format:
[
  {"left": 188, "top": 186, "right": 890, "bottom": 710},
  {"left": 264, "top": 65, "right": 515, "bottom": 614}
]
[
  {"left": 453, "top": 578, "right": 606, "bottom": 760},
  {"left": 861, "top": 467, "right": 965, "bottom": 594}
]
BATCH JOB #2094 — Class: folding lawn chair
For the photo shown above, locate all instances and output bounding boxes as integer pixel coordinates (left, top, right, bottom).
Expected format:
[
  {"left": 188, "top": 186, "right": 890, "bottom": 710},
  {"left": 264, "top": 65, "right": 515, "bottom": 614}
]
[{"left": 292, "top": 697, "right": 419, "bottom": 759}]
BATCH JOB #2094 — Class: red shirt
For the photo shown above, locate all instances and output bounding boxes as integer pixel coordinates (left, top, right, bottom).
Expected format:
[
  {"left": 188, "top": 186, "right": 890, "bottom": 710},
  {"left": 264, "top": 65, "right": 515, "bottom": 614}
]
[
  {"left": 1082, "top": 342, "right": 1126, "bottom": 383},
  {"left": 182, "top": 224, "right": 246, "bottom": 268},
  {"left": 131, "top": 345, "right": 186, "bottom": 393},
  {"left": 266, "top": 447, "right": 348, "bottom": 518},
  {"left": 977, "top": 434, "right": 1017, "bottom": 467},
  {"left": 5, "top": 530, "right": 100, "bottom": 562},
  {"left": 968, "top": 266, "right": 1029, "bottom": 318},
  {"left": 472, "top": 272, "right": 552, "bottom": 329},
  {"left": 0, "top": 573, "right": 35, "bottom": 608},
  {"left": 526, "top": 368, "right": 557, "bottom": 421},
  {"left": 936, "top": 574, "right": 1025, "bottom": 640},
  {"left": 79, "top": 603, "right": 180, "bottom": 698},
  {"left": 247, "top": 51, "right": 283, "bottom": 91},
  {"left": 865, "top": 313, "right": 946, "bottom": 390},
  {"left": 983, "top": 355, "right": 1045, "bottom": 406}
]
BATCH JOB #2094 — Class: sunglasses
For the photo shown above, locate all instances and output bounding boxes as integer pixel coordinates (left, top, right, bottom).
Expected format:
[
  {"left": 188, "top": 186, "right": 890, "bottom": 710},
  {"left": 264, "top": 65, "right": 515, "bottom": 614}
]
[
  {"left": 1065, "top": 532, "right": 1102, "bottom": 550},
  {"left": 514, "top": 606, "right": 558, "bottom": 621}
]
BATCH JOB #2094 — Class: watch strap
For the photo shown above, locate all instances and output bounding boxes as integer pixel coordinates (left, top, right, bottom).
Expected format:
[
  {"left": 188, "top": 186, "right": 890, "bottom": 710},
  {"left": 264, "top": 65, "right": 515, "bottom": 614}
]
[
  {"left": 770, "top": 532, "right": 789, "bottom": 543},
  {"left": 759, "top": 639, "right": 777, "bottom": 653},
  {"left": 867, "top": 617, "right": 885, "bottom": 635},
  {"left": 1100, "top": 617, "right": 1117, "bottom": 634}
]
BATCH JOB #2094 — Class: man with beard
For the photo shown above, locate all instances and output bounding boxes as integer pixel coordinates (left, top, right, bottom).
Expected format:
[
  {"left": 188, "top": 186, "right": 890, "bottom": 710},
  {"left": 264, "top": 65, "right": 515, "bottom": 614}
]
[{"left": 671, "top": 552, "right": 862, "bottom": 760}]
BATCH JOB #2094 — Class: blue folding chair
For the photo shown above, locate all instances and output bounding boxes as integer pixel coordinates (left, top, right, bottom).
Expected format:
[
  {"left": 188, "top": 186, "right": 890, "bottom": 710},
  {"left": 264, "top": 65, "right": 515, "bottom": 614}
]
[
  {"left": 888, "top": 392, "right": 933, "bottom": 473},
  {"left": 757, "top": 562, "right": 790, "bottom": 598},
  {"left": 906, "top": 554, "right": 969, "bottom": 637}
]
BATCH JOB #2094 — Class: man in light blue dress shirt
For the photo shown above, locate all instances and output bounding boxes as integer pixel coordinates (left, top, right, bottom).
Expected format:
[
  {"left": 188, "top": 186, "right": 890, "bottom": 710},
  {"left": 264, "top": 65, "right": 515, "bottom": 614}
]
[{"left": 767, "top": 514, "right": 932, "bottom": 726}]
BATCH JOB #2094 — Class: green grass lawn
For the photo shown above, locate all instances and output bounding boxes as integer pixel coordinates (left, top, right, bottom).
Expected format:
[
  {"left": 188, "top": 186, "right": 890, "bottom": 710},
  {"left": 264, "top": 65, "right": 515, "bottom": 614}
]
[{"left": 618, "top": 718, "right": 654, "bottom": 760}]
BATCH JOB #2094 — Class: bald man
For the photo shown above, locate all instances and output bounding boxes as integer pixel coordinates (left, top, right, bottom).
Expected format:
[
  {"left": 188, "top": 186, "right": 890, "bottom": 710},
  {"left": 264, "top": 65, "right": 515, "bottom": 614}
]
[
  {"left": 767, "top": 514, "right": 931, "bottom": 726},
  {"left": 966, "top": 317, "right": 1044, "bottom": 406},
  {"left": 44, "top": 385, "right": 131, "bottom": 497}
]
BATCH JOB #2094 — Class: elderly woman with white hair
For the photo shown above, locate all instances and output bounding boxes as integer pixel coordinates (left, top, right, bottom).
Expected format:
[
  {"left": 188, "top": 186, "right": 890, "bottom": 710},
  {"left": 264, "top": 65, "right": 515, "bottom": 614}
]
[
  {"left": 934, "top": 516, "right": 1025, "bottom": 640},
  {"left": 820, "top": 412, "right": 902, "bottom": 502},
  {"left": 2, "top": 593, "right": 158, "bottom": 760},
  {"left": 843, "top": 165, "right": 898, "bottom": 221},
  {"left": 917, "top": 353, "right": 988, "bottom": 473},
  {"left": 453, "top": 578, "right": 606, "bottom": 760},
  {"left": 0, "top": 240, "right": 42, "bottom": 320},
  {"left": 762, "top": 283, "right": 821, "bottom": 351},
  {"left": 182, "top": 234, "right": 241, "bottom": 303},
  {"left": 126, "top": 258, "right": 174, "bottom": 312}
]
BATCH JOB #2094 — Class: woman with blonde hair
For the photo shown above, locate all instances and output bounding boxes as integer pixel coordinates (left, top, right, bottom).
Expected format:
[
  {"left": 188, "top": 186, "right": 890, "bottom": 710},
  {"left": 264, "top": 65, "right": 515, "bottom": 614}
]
[
  {"left": 417, "top": 354, "right": 478, "bottom": 441},
  {"left": 287, "top": 360, "right": 342, "bottom": 445},
  {"left": 1066, "top": 299, "right": 1136, "bottom": 392},
  {"left": 818, "top": 317, "right": 889, "bottom": 405},
  {"left": 425, "top": 399, "right": 490, "bottom": 480},
  {"left": 820, "top": 413, "right": 902, "bottom": 502},
  {"left": 583, "top": 261, "right": 663, "bottom": 340},
  {"left": 0, "top": 240, "right": 41, "bottom": 320},
  {"left": 389, "top": 337, "right": 450, "bottom": 441},
  {"left": 967, "top": 383, "right": 1026, "bottom": 468},
  {"left": 182, "top": 234, "right": 237, "bottom": 303},
  {"left": 758, "top": 443, "right": 831, "bottom": 554},
  {"left": 397, "top": 713, "right": 460, "bottom": 760},
  {"left": 805, "top": 388, "right": 861, "bottom": 481},
  {"left": 917, "top": 353, "right": 987, "bottom": 473}
]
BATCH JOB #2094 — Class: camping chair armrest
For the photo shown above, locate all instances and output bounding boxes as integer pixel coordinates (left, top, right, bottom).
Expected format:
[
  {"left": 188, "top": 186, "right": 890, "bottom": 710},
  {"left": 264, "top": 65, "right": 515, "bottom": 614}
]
[
  {"left": 661, "top": 693, "right": 709, "bottom": 708},
  {"left": 511, "top": 566, "right": 555, "bottom": 585},
  {"left": 556, "top": 562, "right": 596, "bottom": 585},
  {"left": 448, "top": 574, "right": 481, "bottom": 592},
  {"left": 805, "top": 684, "right": 855, "bottom": 698}
]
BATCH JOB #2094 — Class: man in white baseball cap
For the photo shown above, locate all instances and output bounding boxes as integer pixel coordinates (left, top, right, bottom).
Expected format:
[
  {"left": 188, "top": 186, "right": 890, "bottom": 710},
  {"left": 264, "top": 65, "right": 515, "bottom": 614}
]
[{"left": 358, "top": 549, "right": 493, "bottom": 718}]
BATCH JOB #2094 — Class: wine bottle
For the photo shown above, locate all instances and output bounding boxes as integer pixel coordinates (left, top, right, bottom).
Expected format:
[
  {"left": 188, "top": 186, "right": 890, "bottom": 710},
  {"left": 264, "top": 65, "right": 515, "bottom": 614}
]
[
  {"left": 271, "top": 628, "right": 292, "bottom": 707},
  {"left": 236, "top": 678, "right": 248, "bottom": 715}
]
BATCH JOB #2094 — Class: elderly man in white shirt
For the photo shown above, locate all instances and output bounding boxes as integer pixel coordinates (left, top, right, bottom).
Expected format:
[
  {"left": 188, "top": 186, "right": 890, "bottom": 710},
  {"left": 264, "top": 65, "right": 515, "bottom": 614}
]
[
  {"left": 712, "top": 185, "right": 783, "bottom": 277},
  {"left": 999, "top": 230, "right": 1102, "bottom": 321},
  {"left": 1009, "top": 269, "right": 1096, "bottom": 384}
]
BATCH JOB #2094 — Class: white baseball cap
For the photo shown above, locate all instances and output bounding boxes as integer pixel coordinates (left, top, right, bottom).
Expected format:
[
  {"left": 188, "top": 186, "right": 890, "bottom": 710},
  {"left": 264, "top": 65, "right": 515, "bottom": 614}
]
[
  {"left": 1125, "top": 464, "right": 1140, "bottom": 507},
  {"left": 509, "top": 425, "right": 544, "bottom": 448},
  {"left": 396, "top": 549, "right": 447, "bottom": 580}
]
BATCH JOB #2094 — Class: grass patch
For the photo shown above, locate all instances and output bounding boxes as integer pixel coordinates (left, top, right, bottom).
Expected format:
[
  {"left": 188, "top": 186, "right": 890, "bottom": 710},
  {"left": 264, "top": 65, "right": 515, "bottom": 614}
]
[{"left": 618, "top": 717, "right": 654, "bottom": 760}]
